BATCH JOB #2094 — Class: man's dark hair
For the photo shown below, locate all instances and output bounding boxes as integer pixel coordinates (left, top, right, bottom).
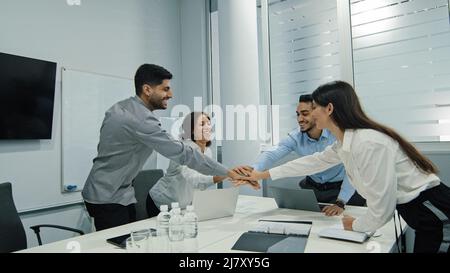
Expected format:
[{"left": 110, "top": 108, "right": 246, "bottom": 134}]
[
  {"left": 134, "top": 64, "right": 173, "bottom": 96},
  {"left": 299, "top": 94, "right": 313, "bottom": 103}
]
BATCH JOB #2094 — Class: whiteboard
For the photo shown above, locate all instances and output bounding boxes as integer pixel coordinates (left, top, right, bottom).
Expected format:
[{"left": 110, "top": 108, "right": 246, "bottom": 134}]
[{"left": 61, "top": 69, "right": 133, "bottom": 192}]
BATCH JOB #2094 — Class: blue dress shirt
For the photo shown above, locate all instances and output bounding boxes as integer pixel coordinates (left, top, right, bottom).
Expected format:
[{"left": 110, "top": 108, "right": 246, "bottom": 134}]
[{"left": 253, "top": 129, "right": 355, "bottom": 203}]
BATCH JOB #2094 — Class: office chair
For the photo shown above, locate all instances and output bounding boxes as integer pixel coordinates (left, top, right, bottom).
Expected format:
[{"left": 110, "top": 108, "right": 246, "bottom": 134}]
[
  {"left": 132, "top": 169, "right": 164, "bottom": 220},
  {"left": 0, "top": 182, "right": 84, "bottom": 253}
]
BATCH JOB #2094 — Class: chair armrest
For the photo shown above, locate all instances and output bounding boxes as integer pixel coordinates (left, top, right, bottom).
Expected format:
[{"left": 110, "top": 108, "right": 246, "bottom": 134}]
[{"left": 30, "top": 225, "right": 84, "bottom": 246}]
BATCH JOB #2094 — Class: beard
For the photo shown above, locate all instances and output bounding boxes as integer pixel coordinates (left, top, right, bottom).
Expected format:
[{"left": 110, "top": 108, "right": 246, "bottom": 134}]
[
  {"left": 300, "top": 124, "right": 314, "bottom": 133},
  {"left": 149, "top": 96, "right": 168, "bottom": 110}
]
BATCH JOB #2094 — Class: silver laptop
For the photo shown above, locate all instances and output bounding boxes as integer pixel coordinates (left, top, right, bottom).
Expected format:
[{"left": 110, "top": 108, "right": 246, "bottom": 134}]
[
  {"left": 270, "top": 186, "right": 326, "bottom": 212},
  {"left": 192, "top": 187, "right": 239, "bottom": 221}
]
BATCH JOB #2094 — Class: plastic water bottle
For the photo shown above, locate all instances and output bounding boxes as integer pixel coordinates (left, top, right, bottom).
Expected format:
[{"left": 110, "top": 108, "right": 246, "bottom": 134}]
[
  {"left": 155, "top": 205, "right": 170, "bottom": 252},
  {"left": 157, "top": 205, "right": 170, "bottom": 236},
  {"left": 183, "top": 205, "right": 198, "bottom": 239},
  {"left": 170, "top": 202, "right": 180, "bottom": 217},
  {"left": 169, "top": 208, "right": 184, "bottom": 242}
]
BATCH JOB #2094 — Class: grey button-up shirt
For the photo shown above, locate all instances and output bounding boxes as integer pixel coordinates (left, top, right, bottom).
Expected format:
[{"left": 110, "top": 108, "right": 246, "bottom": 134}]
[{"left": 82, "top": 96, "right": 229, "bottom": 206}]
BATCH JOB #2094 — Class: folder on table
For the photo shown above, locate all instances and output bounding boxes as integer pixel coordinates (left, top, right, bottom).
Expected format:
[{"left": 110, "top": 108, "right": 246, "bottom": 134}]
[{"left": 232, "top": 220, "right": 312, "bottom": 253}]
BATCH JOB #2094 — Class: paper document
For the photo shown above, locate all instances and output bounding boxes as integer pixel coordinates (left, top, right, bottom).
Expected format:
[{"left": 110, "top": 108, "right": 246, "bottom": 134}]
[{"left": 250, "top": 221, "right": 311, "bottom": 236}]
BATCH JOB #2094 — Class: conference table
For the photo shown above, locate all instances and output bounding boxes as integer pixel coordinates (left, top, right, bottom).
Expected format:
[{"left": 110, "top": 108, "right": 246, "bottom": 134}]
[{"left": 19, "top": 195, "right": 405, "bottom": 253}]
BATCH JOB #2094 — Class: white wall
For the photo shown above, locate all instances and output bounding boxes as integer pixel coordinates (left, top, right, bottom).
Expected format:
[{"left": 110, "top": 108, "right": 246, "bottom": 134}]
[
  {"left": 218, "top": 0, "right": 262, "bottom": 196},
  {"left": 178, "top": 0, "right": 227, "bottom": 164},
  {"left": 0, "top": 0, "right": 184, "bottom": 248},
  {"left": 179, "top": 0, "right": 210, "bottom": 110}
]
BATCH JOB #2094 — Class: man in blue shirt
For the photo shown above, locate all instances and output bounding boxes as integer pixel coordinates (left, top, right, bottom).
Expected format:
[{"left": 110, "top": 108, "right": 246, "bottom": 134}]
[{"left": 253, "top": 95, "right": 365, "bottom": 216}]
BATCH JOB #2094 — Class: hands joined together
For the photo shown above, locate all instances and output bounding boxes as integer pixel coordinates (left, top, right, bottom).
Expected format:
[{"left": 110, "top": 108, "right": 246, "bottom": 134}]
[
  {"left": 226, "top": 166, "right": 352, "bottom": 222},
  {"left": 226, "top": 166, "right": 262, "bottom": 190}
]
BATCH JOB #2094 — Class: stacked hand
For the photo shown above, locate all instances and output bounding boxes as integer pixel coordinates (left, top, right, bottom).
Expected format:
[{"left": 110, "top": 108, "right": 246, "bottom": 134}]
[
  {"left": 232, "top": 166, "right": 254, "bottom": 177},
  {"left": 227, "top": 167, "right": 260, "bottom": 190},
  {"left": 229, "top": 166, "right": 352, "bottom": 219},
  {"left": 228, "top": 166, "right": 272, "bottom": 190}
]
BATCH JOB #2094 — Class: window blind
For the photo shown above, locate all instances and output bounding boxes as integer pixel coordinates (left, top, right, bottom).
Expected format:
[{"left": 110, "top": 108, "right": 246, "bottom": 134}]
[
  {"left": 269, "top": 0, "right": 341, "bottom": 138},
  {"left": 351, "top": 0, "right": 450, "bottom": 141}
]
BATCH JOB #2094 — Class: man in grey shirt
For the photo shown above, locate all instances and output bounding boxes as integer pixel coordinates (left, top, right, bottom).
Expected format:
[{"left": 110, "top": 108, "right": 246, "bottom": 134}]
[{"left": 82, "top": 64, "right": 253, "bottom": 231}]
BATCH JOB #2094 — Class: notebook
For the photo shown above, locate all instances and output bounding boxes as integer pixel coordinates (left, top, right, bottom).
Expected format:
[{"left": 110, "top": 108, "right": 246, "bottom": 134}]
[{"left": 318, "top": 225, "right": 374, "bottom": 243}]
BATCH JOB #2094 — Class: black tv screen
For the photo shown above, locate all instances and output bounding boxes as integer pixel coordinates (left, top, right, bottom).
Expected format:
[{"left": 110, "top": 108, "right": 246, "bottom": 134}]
[{"left": 0, "top": 53, "right": 57, "bottom": 140}]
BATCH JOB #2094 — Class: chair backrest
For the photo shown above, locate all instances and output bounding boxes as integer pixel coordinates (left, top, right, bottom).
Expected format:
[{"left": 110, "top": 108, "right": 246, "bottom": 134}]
[
  {"left": 132, "top": 169, "right": 164, "bottom": 221},
  {"left": 0, "top": 182, "right": 27, "bottom": 253}
]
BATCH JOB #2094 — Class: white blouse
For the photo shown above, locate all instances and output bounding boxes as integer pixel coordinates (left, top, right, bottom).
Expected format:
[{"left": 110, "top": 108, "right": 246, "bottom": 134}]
[
  {"left": 150, "top": 140, "right": 215, "bottom": 209},
  {"left": 269, "top": 129, "right": 441, "bottom": 232}
]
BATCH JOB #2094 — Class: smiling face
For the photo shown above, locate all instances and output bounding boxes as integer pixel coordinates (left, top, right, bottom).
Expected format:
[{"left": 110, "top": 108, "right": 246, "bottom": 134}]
[
  {"left": 311, "top": 101, "right": 333, "bottom": 130},
  {"left": 193, "top": 114, "right": 212, "bottom": 142},
  {"left": 144, "top": 79, "right": 173, "bottom": 110},
  {"left": 296, "top": 102, "right": 316, "bottom": 132}
]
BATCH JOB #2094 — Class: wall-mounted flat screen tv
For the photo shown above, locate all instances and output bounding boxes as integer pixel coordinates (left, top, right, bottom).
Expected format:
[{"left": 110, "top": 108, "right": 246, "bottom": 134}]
[{"left": 0, "top": 52, "right": 57, "bottom": 140}]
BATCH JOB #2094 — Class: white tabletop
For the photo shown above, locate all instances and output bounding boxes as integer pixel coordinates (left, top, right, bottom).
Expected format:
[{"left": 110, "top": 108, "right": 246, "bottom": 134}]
[{"left": 19, "top": 195, "right": 405, "bottom": 253}]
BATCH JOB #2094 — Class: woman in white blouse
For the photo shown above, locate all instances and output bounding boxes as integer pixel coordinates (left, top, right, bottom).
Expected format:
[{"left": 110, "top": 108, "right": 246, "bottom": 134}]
[
  {"left": 147, "top": 112, "right": 229, "bottom": 216},
  {"left": 245, "top": 81, "right": 450, "bottom": 253}
]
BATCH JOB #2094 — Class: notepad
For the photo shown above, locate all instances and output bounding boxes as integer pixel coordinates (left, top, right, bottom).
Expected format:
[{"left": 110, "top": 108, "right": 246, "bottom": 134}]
[{"left": 318, "top": 225, "right": 374, "bottom": 243}]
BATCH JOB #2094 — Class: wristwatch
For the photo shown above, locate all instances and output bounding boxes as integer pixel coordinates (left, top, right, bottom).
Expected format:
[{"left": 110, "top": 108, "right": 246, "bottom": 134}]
[{"left": 335, "top": 200, "right": 345, "bottom": 209}]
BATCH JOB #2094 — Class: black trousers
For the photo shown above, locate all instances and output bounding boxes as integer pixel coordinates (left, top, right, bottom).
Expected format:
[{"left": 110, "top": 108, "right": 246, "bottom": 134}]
[
  {"left": 299, "top": 176, "right": 366, "bottom": 206},
  {"left": 146, "top": 195, "right": 161, "bottom": 218},
  {"left": 396, "top": 183, "right": 450, "bottom": 253},
  {"left": 85, "top": 202, "right": 136, "bottom": 231}
]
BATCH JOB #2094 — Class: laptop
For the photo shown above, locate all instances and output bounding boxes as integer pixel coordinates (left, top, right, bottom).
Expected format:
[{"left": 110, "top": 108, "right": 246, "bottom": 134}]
[
  {"left": 270, "top": 186, "right": 327, "bottom": 212},
  {"left": 192, "top": 187, "right": 239, "bottom": 221}
]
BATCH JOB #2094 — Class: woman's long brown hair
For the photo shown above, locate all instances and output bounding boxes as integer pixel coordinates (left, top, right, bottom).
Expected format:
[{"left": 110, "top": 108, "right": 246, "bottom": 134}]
[
  {"left": 180, "top": 112, "right": 212, "bottom": 147},
  {"left": 312, "top": 81, "right": 438, "bottom": 174}
]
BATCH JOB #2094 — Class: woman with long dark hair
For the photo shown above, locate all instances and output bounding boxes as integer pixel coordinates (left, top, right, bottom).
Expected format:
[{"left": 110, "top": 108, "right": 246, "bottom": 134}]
[{"left": 246, "top": 81, "right": 450, "bottom": 253}]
